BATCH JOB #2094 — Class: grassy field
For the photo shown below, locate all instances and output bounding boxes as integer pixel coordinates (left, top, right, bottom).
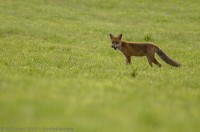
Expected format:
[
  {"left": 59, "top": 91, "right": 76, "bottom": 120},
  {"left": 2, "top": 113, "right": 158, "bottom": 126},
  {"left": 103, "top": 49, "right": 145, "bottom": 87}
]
[{"left": 0, "top": 0, "right": 200, "bottom": 131}]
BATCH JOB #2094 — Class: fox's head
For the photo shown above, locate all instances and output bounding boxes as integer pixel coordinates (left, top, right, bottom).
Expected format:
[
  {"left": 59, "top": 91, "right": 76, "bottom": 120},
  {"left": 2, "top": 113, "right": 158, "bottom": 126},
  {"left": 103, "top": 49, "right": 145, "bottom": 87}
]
[{"left": 109, "top": 33, "right": 122, "bottom": 50}]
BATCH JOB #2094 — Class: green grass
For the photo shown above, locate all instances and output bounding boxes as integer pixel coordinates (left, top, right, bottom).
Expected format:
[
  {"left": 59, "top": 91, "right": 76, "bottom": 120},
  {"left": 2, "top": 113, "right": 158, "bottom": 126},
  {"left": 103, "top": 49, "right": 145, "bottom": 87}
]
[{"left": 0, "top": 0, "right": 200, "bottom": 132}]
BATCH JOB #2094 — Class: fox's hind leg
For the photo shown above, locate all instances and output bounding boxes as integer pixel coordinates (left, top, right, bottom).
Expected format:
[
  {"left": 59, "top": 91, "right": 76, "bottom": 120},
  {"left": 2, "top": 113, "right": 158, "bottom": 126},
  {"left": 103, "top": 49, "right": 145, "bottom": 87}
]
[
  {"left": 146, "top": 55, "right": 161, "bottom": 67},
  {"left": 146, "top": 56, "right": 153, "bottom": 67},
  {"left": 146, "top": 50, "right": 162, "bottom": 67},
  {"left": 146, "top": 48, "right": 162, "bottom": 67},
  {"left": 151, "top": 57, "right": 161, "bottom": 67}
]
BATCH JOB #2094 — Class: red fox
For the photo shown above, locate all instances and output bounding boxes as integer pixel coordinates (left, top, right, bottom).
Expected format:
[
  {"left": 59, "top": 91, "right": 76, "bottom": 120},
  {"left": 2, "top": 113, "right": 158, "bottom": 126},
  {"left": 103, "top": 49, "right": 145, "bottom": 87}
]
[{"left": 109, "top": 33, "right": 181, "bottom": 67}]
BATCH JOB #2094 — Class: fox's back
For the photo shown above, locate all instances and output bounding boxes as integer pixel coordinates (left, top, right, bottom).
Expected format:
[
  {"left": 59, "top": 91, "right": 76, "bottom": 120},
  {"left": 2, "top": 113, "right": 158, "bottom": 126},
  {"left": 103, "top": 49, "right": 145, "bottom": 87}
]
[{"left": 122, "top": 41, "right": 156, "bottom": 56}]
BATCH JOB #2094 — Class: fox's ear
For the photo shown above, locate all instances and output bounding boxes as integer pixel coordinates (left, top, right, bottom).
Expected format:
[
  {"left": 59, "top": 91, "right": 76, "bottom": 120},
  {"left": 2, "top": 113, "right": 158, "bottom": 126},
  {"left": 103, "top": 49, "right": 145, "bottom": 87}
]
[
  {"left": 109, "top": 33, "right": 114, "bottom": 39},
  {"left": 118, "top": 34, "right": 122, "bottom": 39}
]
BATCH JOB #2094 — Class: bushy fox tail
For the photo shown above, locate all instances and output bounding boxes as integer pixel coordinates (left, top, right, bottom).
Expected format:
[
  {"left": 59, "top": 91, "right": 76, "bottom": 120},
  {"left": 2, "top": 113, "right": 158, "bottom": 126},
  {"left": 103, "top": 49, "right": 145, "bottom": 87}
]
[{"left": 155, "top": 47, "right": 181, "bottom": 67}]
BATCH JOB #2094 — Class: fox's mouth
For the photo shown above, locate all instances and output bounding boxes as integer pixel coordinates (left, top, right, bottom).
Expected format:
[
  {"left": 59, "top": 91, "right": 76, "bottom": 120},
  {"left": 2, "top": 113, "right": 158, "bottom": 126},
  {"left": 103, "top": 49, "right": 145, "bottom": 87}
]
[{"left": 111, "top": 44, "right": 118, "bottom": 50}]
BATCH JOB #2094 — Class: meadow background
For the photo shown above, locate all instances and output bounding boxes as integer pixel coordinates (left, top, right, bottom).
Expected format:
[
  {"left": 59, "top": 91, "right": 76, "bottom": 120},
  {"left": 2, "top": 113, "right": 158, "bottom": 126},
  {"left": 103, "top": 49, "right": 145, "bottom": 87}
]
[{"left": 0, "top": 0, "right": 200, "bottom": 132}]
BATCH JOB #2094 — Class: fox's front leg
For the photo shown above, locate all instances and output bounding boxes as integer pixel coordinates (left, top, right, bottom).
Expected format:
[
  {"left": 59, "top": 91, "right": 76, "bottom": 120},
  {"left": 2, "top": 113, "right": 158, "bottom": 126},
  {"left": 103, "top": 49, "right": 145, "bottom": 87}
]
[{"left": 125, "top": 56, "right": 131, "bottom": 64}]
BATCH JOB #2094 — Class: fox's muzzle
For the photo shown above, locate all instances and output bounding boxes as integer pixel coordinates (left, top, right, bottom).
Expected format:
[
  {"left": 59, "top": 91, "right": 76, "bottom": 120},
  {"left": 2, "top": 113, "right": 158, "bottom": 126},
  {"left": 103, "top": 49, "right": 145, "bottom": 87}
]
[{"left": 111, "top": 44, "right": 118, "bottom": 50}]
